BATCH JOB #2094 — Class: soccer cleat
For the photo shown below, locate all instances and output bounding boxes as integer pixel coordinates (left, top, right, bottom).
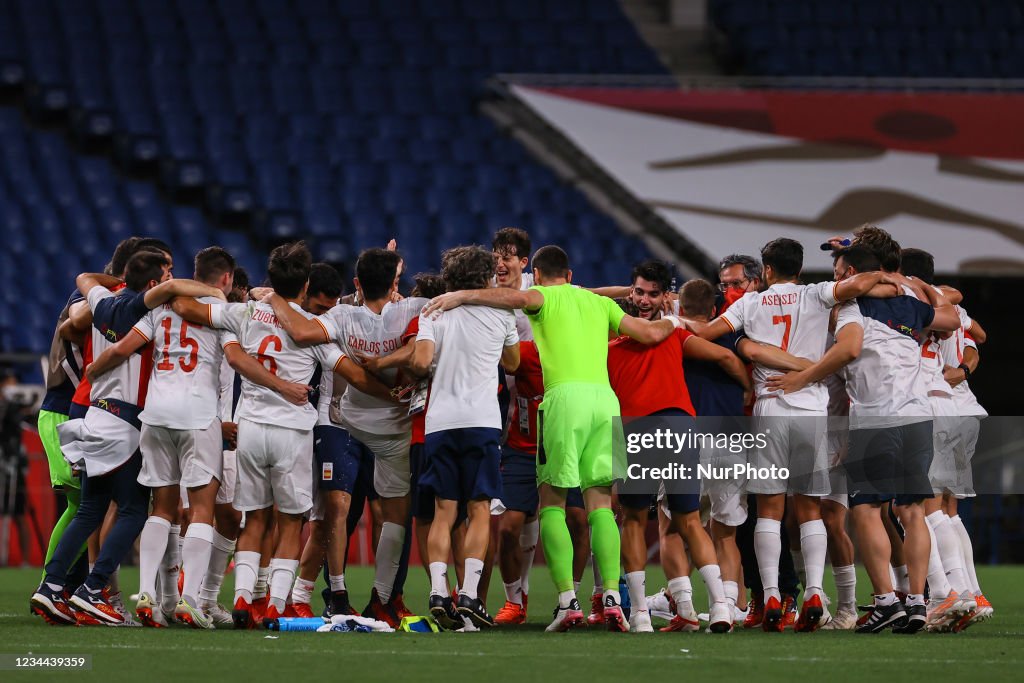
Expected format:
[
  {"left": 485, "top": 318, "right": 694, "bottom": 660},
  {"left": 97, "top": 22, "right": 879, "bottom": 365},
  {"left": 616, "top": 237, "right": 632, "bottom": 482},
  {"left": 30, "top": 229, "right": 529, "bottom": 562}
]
[
  {"left": 708, "top": 602, "right": 733, "bottom": 634},
  {"left": 494, "top": 600, "right": 527, "bottom": 625},
  {"left": 893, "top": 603, "right": 926, "bottom": 634},
  {"left": 795, "top": 593, "right": 824, "bottom": 633},
  {"left": 762, "top": 596, "right": 784, "bottom": 632},
  {"left": 108, "top": 591, "right": 137, "bottom": 627},
  {"left": 202, "top": 602, "right": 234, "bottom": 627},
  {"left": 69, "top": 585, "right": 125, "bottom": 626},
  {"left": 429, "top": 594, "right": 464, "bottom": 631},
  {"left": 743, "top": 598, "right": 764, "bottom": 628},
  {"left": 457, "top": 594, "right": 495, "bottom": 628},
  {"left": 176, "top": 598, "right": 214, "bottom": 630},
  {"left": 261, "top": 603, "right": 283, "bottom": 629},
  {"left": 30, "top": 584, "right": 76, "bottom": 625},
  {"left": 250, "top": 596, "right": 268, "bottom": 623},
  {"left": 603, "top": 594, "right": 629, "bottom": 632},
  {"left": 660, "top": 614, "right": 700, "bottom": 632},
  {"left": 136, "top": 592, "right": 166, "bottom": 628},
  {"left": 645, "top": 588, "right": 674, "bottom": 621},
  {"left": 362, "top": 588, "right": 401, "bottom": 628},
  {"left": 391, "top": 594, "right": 414, "bottom": 619},
  {"left": 232, "top": 597, "right": 254, "bottom": 630},
  {"left": 331, "top": 590, "right": 358, "bottom": 617},
  {"left": 545, "top": 598, "right": 585, "bottom": 633},
  {"left": 925, "top": 591, "right": 964, "bottom": 632},
  {"left": 821, "top": 607, "right": 858, "bottom": 630},
  {"left": 629, "top": 610, "right": 654, "bottom": 633},
  {"left": 974, "top": 593, "right": 994, "bottom": 620},
  {"left": 781, "top": 595, "right": 797, "bottom": 629},
  {"left": 586, "top": 593, "right": 604, "bottom": 626},
  {"left": 291, "top": 602, "right": 315, "bottom": 619},
  {"left": 855, "top": 601, "right": 908, "bottom": 633}
]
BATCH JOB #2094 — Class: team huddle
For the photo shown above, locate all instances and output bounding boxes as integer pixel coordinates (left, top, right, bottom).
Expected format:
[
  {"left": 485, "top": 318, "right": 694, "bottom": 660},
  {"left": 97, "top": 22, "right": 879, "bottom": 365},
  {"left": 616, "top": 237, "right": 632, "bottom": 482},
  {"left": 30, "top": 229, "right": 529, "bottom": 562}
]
[{"left": 27, "top": 223, "right": 992, "bottom": 635}]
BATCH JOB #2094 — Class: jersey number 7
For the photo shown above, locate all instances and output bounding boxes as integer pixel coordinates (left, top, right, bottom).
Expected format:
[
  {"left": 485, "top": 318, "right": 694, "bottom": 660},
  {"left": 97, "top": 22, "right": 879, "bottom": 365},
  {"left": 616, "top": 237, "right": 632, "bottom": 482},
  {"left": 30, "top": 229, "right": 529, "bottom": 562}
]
[{"left": 772, "top": 314, "right": 792, "bottom": 352}]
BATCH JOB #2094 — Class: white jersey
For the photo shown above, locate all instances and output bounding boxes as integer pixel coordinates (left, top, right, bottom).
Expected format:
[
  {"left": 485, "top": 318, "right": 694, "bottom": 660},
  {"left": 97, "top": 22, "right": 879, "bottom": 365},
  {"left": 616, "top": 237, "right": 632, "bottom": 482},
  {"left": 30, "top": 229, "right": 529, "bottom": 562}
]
[
  {"left": 417, "top": 307, "right": 518, "bottom": 434},
  {"left": 834, "top": 298, "right": 932, "bottom": 429},
  {"left": 916, "top": 285, "right": 955, "bottom": 397},
  {"left": 318, "top": 297, "right": 427, "bottom": 435},
  {"left": 218, "top": 354, "right": 237, "bottom": 423},
  {"left": 721, "top": 281, "right": 839, "bottom": 410},
  {"left": 515, "top": 272, "right": 535, "bottom": 341},
  {"left": 210, "top": 301, "right": 344, "bottom": 431},
  {"left": 938, "top": 305, "right": 987, "bottom": 417},
  {"left": 135, "top": 296, "right": 233, "bottom": 430},
  {"left": 86, "top": 286, "right": 147, "bottom": 405}
]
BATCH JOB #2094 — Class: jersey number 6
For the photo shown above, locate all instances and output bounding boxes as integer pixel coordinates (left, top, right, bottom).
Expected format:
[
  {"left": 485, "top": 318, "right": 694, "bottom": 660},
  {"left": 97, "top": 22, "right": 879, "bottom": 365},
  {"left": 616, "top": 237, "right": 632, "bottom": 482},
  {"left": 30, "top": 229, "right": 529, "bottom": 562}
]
[{"left": 257, "top": 335, "right": 282, "bottom": 375}]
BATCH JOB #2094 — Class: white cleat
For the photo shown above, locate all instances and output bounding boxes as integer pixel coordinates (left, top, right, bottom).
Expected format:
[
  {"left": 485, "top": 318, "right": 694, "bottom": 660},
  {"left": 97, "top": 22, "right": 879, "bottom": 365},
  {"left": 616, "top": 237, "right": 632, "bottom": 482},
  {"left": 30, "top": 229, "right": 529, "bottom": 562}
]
[
  {"left": 629, "top": 609, "right": 654, "bottom": 633},
  {"left": 645, "top": 589, "right": 674, "bottom": 621},
  {"left": 708, "top": 602, "right": 733, "bottom": 633},
  {"left": 202, "top": 602, "right": 235, "bottom": 627},
  {"left": 821, "top": 607, "right": 857, "bottom": 630},
  {"left": 175, "top": 599, "right": 214, "bottom": 630},
  {"left": 545, "top": 599, "right": 585, "bottom": 633}
]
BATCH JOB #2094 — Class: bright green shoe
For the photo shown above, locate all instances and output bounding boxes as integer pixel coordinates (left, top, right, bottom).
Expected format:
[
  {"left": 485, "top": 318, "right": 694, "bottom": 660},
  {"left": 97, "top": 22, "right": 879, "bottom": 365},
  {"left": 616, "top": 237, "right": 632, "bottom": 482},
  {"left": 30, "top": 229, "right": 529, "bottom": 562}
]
[{"left": 175, "top": 598, "right": 214, "bottom": 630}]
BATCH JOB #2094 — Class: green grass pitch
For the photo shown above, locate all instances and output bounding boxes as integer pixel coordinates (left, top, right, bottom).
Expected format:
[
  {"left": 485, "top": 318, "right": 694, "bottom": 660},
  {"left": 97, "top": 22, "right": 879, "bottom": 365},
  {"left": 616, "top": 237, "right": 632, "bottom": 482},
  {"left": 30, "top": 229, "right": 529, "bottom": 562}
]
[{"left": 1, "top": 565, "right": 1021, "bottom": 682}]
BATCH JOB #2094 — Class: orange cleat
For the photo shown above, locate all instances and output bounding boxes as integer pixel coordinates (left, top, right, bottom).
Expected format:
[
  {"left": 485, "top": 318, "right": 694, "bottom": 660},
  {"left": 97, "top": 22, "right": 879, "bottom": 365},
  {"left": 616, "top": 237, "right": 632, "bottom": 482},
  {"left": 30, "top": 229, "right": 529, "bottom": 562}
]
[
  {"left": 763, "top": 596, "right": 784, "bottom": 632},
  {"left": 795, "top": 593, "right": 824, "bottom": 633},
  {"left": 781, "top": 595, "right": 797, "bottom": 630},
  {"left": 291, "top": 602, "right": 315, "bottom": 619},
  {"left": 250, "top": 596, "right": 268, "bottom": 624},
  {"left": 232, "top": 597, "right": 255, "bottom": 630},
  {"left": 391, "top": 594, "right": 414, "bottom": 619},
  {"left": 587, "top": 593, "right": 604, "bottom": 626},
  {"left": 743, "top": 598, "right": 764, "bottom": 628},
  {"left": 362, "top": 588, "right": 401, "bottom": 629},
  {"left": 659, "top": 614, "right": 700, "bottom": 632},
  {"left": 177, "top": 569, "right": 184, "bottom": 596},
  {"left": 494, "top": 600, "right": 527, "bottom": 625}
]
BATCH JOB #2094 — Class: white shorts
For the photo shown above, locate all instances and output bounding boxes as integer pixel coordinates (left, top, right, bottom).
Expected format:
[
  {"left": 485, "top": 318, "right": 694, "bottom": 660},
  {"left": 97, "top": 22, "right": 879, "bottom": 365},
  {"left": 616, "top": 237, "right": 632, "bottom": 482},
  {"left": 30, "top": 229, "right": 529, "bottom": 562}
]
[
  {"left": 750, "top": 399, "right": 829, "bottom": 496},
  {"left": 347, "top": 426, "right": 410, "bottom": 498},
  {"left": 700, "top": 444, "right": 748, "bottom": 526},
  {"left": 139, "top": 421, "right": 223, "bottom": 488},
  {"left": 58, "top": 407, "right": 140, "bottom": 477},
  {"left": 234, "top": 418, "right": 314, "bottom": 515},
  {"left": 928, "top": 394, "right": 959, "bottom": 494},
  {"left": 950, "top": 415, "right": 981, "bottom": 498},
  {"left": 215, "top": 449, "right": 237, "bottom": 505},
  {"left": 822, "top": 416, "right": 849, "bottom": 508}
]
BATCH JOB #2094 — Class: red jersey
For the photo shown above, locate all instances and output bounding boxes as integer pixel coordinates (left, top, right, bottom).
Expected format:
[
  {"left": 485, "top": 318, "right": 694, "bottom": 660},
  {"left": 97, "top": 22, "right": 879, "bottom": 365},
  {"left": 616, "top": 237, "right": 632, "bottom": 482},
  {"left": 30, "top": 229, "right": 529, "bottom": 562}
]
[
  {"left": 607, "top": 328, "right": 696, "bottom": 418},
  {"left": 402, "top": 317, "right": 427, "bottom": 446},
  {"left": 506, "top": 341, "right": 543, "bottom": 454}
]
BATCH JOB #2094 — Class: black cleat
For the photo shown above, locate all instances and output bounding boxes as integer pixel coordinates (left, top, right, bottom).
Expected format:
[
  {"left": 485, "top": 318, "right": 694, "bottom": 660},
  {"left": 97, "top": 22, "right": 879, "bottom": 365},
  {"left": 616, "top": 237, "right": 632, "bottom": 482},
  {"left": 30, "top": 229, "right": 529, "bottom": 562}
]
[
  {"left": 457, "top": 594, "right": 495, "bottom": 628},
  {"left": 331, "top": 590, "right": 357, "bottom": 617},
  {"left": 893, "top": 603, "right": 926, "bottom": 634},
  {"left": 856, "top": 601, "right": 907, "bottom": 633},
  {"left": 429, "top": 594, "right": 463, "bottom": 631}
]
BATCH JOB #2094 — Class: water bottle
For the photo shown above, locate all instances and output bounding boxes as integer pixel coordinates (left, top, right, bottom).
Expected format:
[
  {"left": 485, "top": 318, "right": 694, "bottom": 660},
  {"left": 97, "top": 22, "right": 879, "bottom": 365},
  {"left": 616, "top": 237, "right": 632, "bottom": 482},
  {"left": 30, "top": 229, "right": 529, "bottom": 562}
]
[{"left": 266, "top": 617, "right": 326, "bottom": 631}]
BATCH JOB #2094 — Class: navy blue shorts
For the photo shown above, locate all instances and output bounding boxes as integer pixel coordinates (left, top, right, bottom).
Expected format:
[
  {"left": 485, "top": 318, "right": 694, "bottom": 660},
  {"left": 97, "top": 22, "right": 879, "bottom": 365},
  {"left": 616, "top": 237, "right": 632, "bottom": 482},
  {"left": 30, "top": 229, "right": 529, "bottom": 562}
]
[
  {"left": 421, "top": 427, "right": 502, "bottom": 504},
  {"left": 410, "top": 443, "right": 434, "bottom": 521},
  {"left": 314, "top": 425, "right": 359, "bottom": 493},
  {"left": 847, "top": 421, "right": 933, "bottom": 508},
  {"left": 618, "top": 492, "right": 700, "bottom": 515},
  {"left": 618, "top": 408, "right": 699, "bottom": 513},
  {"left": 345, "top": 432, "right": 380, "bottom": 502},
  {"left": 500, "top": 446, "right": 539, "bottom": 515},
  {"left": 566, "top": 486, "right": 585, "bottom": 509}
]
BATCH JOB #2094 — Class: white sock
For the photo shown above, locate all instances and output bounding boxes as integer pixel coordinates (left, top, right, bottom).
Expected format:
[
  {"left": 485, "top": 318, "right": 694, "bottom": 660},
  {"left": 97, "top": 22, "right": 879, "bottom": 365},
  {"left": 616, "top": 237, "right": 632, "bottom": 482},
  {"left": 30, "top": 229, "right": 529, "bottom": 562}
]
[
  {"left": 799, "top": 519, "right": 827, "bottom": 599},
  {"left": 949, "top": 515, "right": 981, "bottom": 593},
  {"left": 906, "top": 592, "right": 925, "bottom": 607},
  {"left": 591, "top": 554, "right": 602, "bottom": 594},
  {"left": 372, "top": 522, "right": 405, "bottom": 604},
  {"left": 875, "top": 591, "right": 897, "bottom": 607},
  {"left": 893, "top": 564, "right": 910, "bottom": 595},
  {"left": 667, "top": 575, "right": 693, "bottom": 613},
  {"left": 558, "top": 589, "right": 577, "bottom": 609},
  {"left": 268, "top": 558, "right": 299, "bottom": 613},
  {"left": 519, "top": 519, "right": 538, "bottom": 596},
  {"left": 927, "top": 511, "right": 969, "bottom": 593},
  {"left": 624, "top": 571, "right": 647, "bottom": 613},
  {"left": 790, "top": 547, "right": 807, "bottom": 589},
  {"left": 723, "top": 580, "right": 739, "bottom": 609},
  {"left": 698, "top": 564, "right": 727, "bottom": 605},
  {"left": 924, "top": 523, "right": 952, "bottom": 598},
  {"left": 504, "top": 579, "right": 523, "bottom": 605},
  {"left": 161, "top": 525, "right": 182, "bottom": 611},
  {"left": 139, "top": 516, "right": 171, "bottom": 600},
  {"left": 754, "top": 518, "right": 782, "bottom": 602},
  {"left": 181, "top": 523, "right": 214, "bottom": 606},
  {"left": 429, "top": 562, "right": 449, "bottom": 597},
  {"left": 233, "top": 550, "right": 260, "bottom": 604},
  {"left": 254, "top": 565, "right": 270, "bottom": 600},
  {"left": 833, "top": 564, "right": 857, "bottom": 610},
  {"left": 291, "top": 577, "right": 315, "bottom": 605},
  {"left": 200, "top": 531, "right": 235, "bottom": 606},
  {"left": 461, "top": 558, "right": 484, "bottom": 600},
  {"left": 329, "top": 574, "right": 346, "bottom": 592}
]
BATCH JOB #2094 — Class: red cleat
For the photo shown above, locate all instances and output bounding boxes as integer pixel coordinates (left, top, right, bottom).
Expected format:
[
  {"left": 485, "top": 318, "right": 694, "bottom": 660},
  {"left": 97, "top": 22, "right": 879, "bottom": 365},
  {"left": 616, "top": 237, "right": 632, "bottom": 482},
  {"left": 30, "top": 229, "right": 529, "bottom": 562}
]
[
  {"left": 781, "top": 595, "right": 797, "bottom": 630},
  {"left": 494, "top": 600, "right": 527, "bottom": 625},
  {"left": 763, "top": 596, "right": 784, "bottom": 632},
  {"left": 250, "top": 596, "right": 268, "bottom": 624},
  {"left": 232, "top": 597, "right": 254, "bottom": 630},
  {"left": 604, "top": 604, "right": 629, "bottom": 632},
  {"left": 587, "top": 594, "right": 604, "bottom": 626},
  {"left": 743, "top": 597, "right": 764, "bottom": 628},
  {"left": 795, "top": 593, "right": 824, "bottom": 633},
  {"left": 391, "top": 594, "right": 414, "bottom": 619},
  {"left": 659, "top": 614, "right": 700, "bottom": 632},
  {"left": 362, "top": 588, "right": 401, "bottom": 628},
  {"left": 291, "top": 602, "right": 315, "bottom": 619}
]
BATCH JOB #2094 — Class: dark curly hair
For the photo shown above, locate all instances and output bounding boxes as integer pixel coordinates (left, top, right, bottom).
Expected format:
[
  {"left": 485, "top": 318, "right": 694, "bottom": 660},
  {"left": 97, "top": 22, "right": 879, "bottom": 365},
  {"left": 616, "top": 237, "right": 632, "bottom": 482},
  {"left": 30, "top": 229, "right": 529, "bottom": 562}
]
[
  {"left": 853, "top": 224, "right": 901, "bottom": 272},
  {"left": 411, "top": 272, "right": 446, "bottom": 298},
  {"left": 441, "top": 246, "right": 497, "bottom": 292}
]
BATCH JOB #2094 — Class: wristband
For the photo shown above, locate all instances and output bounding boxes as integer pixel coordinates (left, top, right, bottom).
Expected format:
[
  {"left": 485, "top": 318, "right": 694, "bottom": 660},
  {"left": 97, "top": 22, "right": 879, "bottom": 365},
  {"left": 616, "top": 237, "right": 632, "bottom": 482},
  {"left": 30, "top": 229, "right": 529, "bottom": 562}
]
[{"left": 958, "top": 363, "right": 971, "bottom": 380}]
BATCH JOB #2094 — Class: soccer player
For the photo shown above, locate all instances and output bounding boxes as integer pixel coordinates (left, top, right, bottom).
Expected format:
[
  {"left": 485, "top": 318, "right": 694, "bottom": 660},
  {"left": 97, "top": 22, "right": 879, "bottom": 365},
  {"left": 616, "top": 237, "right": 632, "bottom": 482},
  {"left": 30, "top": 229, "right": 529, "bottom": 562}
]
[
  {"left": 689, "top": 238, "right": 896, "bottom": 632},
  {"left": 765, "top": 244, "right": 961, "bottom": 633},
  {"left": 400, "top": 246, "right": 520, "bottom": 628},
  {"left": 172, "top": 242, "right": 393, "bottom": 628},
  {"left": 32, "top": 251, "right": 224, "bottom": 625},
  {"left": 423, "top": 245, "right": 680, "bottom": 632},
  {"left": 609, "top": 261, "right": 751, "bottom": 633},
  {"left": 261, "top": 247, "right": 425, "bottom": 626}
]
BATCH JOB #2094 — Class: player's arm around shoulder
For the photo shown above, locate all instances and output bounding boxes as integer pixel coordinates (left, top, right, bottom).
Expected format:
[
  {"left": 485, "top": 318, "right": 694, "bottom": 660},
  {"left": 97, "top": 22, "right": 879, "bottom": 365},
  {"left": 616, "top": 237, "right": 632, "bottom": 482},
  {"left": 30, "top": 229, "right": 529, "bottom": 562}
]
[
  {"left": 617, "top": 313, "right": 677, "bottom": 345},
  {"left": 685, "top": 334, "right": 752, "bottom": 394},
  {"left": 336, "top": 354, "right": 396, "bottom": 403},
  {"left": 422, "top": 287, "right": 543, "bottom": 318},
  {"left": 85, "top": 328, "right": 150, "bottom": 382},
  {"left": 264, "top": 292, "right": 331, "bottom": 345}
]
